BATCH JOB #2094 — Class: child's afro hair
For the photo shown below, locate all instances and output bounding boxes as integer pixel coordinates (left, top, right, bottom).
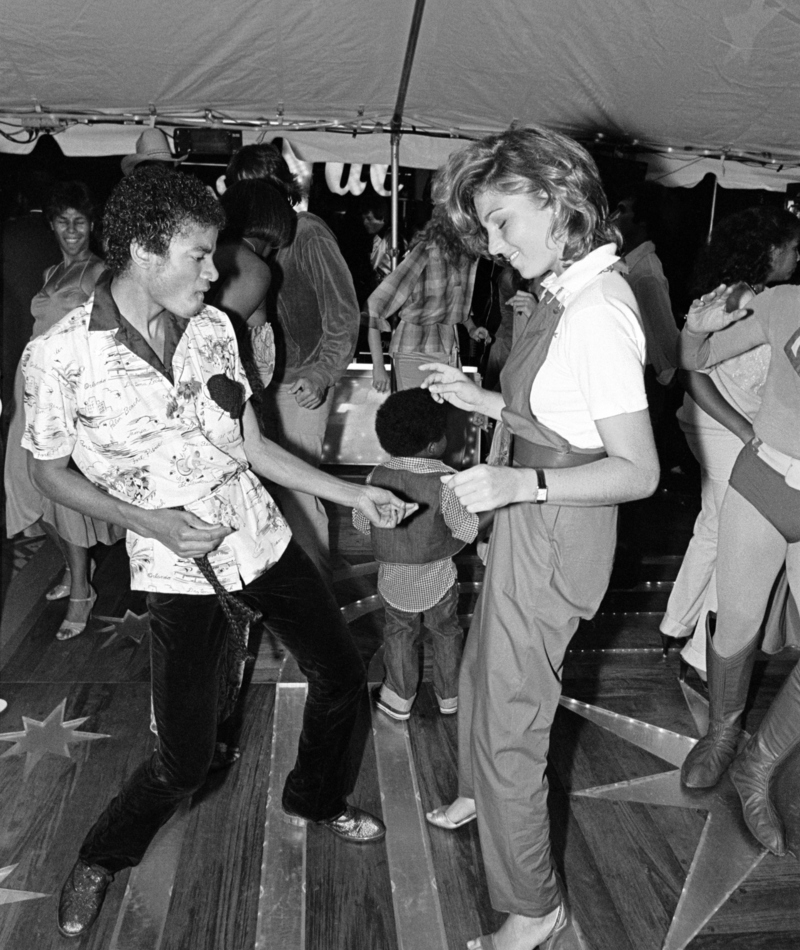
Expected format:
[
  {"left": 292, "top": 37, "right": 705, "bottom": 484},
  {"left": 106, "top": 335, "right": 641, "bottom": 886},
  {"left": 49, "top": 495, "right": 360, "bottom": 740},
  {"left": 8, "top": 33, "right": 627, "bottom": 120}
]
[{"left": 374, "top": 387, "right": 449, "bottom": 457}]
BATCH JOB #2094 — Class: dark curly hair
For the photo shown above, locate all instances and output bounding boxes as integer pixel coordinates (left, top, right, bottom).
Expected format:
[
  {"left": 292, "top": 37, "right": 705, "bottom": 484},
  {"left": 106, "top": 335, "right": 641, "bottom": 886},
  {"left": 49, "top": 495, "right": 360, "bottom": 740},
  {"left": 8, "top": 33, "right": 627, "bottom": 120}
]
[
  {"left": 224, "top": 143, "right": 303, "bottom": 206},
  {"left": 433, "top": 125, "right": 621, "bottom": 265},
  {"left": 45, "top": 180, "right": 95, "bottom": 223},
  {"left": 102, "top": 167, "right": 226, "bottom": 276},
  {"left": 220, "top": 179, "right": 295, "bottom": 247},
  {"left": 692, "top": 206, "right": 800, "bottom": 296},
  {"left": 375, "top": 388, "right": 449, "bottom": 457}
]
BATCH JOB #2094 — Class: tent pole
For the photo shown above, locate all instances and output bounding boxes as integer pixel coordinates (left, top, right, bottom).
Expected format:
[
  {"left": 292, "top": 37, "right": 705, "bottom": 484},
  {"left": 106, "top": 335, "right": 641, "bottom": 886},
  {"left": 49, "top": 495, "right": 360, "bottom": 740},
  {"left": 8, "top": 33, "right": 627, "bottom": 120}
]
[
  {"left": 707, "top": 176, "right": 719, "bottom": 244},
  {"left": 388, "top": 0, "right": 428, "bottom": 268},
  {"left": 390, "top": 133, "right": 400, "bottom": 270}
]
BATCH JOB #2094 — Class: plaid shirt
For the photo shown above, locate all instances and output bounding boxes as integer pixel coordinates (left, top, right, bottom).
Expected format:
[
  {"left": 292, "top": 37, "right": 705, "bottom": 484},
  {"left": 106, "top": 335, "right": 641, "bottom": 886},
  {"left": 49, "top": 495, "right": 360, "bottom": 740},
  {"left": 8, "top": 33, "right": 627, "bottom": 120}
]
[
  {"left": 365, "top": 242, "right": 478, "bottom": 359},
  {"left": 352, "top": 456, "right": 478, "bottom": 611}
]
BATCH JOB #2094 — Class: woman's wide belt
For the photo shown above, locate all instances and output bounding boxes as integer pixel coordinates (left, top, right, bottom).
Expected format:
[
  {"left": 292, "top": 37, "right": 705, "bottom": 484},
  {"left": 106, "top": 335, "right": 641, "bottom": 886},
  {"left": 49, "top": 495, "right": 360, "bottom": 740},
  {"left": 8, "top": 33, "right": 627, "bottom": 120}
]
[{"left": 511, "top": 436, "right": 606, "bottom": 469}]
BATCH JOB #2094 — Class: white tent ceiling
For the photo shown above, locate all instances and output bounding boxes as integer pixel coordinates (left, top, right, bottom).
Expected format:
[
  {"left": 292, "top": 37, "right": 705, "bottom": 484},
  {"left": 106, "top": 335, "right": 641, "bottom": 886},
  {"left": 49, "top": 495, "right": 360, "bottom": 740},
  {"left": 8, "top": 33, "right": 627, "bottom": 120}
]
[{"left": 2, "top": 0, "right": 800, "bottom": 189}]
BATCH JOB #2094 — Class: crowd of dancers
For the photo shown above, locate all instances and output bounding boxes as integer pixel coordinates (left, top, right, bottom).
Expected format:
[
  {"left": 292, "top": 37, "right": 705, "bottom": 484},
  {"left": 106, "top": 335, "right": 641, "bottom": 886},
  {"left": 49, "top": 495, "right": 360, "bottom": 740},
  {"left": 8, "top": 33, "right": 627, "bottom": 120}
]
[{"left": 2, "top": 125, "right": 799, "bottom": 949}]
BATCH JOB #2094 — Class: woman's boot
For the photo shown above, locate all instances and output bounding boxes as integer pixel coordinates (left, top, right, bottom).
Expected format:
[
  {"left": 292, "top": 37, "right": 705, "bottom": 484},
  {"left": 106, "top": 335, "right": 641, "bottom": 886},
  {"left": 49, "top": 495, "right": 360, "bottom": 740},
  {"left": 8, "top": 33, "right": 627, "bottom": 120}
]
[
  {"left": 680, "top": 614, "right": 758, "bottom": 789},
  {"left": 729, "top": 659, "right": 800, "bottom": 855}
]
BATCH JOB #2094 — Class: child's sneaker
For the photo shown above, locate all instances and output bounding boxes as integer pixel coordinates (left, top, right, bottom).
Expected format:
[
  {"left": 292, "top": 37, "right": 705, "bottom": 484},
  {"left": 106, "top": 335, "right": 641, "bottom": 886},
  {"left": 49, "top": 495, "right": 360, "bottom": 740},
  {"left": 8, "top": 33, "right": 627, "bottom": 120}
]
[
  {"left": 372, "top": 685, "right": 412, "bottom": 721},
  {"left": 437, "top": 696, "right": 458, "bottom": 716}
]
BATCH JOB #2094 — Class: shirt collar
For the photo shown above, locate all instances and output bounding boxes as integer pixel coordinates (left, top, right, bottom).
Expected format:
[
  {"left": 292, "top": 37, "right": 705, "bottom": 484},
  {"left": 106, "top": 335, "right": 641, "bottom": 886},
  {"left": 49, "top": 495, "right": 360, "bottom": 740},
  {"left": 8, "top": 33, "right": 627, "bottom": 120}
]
[
  {"left": 623, "top": 240, "right": 656, "bottom": 269},
  {"left": 540, "top": 244, "right": 620, "bottom": 303},
  {"left": 386, "top": 456, "right": 453, "bottom": 473},
  {"left": 88, "top": 270, "right": 190, "bottom": 382}
]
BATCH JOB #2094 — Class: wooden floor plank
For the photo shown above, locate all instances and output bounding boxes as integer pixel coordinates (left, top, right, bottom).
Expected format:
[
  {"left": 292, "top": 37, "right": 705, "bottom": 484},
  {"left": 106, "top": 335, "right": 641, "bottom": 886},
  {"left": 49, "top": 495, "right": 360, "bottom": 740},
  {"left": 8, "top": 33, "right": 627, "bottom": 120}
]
[
  {"left": 408, "top": 687, "right": 503, "bottom": 949},
  {"left": 161, "top": 685, "right": 277, "bottom": 950},
  {"left": 4, "top": 479, "right": 800, "bottom": 950},
  {"left": 305, "top": 725, "right": 398, "bottom": 950},
  {"left": 0, "top": 681, "right": 152, "bottom": 950}
]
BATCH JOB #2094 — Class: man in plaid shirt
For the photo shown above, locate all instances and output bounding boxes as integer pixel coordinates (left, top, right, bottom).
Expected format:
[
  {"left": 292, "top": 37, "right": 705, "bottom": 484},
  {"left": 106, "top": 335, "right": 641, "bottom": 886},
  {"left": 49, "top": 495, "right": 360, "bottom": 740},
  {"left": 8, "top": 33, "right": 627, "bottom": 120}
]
[{"left": 364, "top": 206, "right": 488, "bottom": 393}]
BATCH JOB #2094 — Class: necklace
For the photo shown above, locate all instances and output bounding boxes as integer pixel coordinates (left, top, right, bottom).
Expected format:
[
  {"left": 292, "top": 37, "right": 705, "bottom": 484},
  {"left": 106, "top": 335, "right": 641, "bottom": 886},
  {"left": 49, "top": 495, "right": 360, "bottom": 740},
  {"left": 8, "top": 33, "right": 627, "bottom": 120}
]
[{"left": 242, "top": 237, "right": 258, "bottom": 255}]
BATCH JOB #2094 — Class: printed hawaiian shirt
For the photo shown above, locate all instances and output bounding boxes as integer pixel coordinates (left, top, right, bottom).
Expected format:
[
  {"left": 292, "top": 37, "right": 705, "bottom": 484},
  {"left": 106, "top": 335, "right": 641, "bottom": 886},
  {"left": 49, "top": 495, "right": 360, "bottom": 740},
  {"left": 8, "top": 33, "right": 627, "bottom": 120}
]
[{"left": 21, "top": 273, "right": 290, "bottom": 594}]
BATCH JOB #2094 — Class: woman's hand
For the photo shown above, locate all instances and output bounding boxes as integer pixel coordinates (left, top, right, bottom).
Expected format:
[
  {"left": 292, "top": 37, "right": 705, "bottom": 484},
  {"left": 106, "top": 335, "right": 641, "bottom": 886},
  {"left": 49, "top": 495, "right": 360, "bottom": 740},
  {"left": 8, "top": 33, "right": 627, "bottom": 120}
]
[
  {"left": 356, "top": 486, "right": 418, "bottom": 527},
  {"left": 686, "top": 284, "right": 749, "bottom": 334},
  {"left": 372, "top": 364, "right": 391, "bottom": 392},
  {"left": 507, "top": 290, "right": 536, "bottom": 321},
  {"left": 442, "top": 465, "right": 524, "bottom": 513},
  {"left": 420, "top": 362, "right": 485, "bottom": 412}
]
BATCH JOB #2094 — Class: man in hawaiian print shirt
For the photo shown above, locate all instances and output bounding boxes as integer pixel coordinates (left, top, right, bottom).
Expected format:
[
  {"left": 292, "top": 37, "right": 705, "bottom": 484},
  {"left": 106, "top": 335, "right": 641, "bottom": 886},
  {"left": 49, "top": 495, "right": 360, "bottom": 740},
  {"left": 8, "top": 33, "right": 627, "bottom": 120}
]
[{"left": 22, "top": 168, "right": 415, "bottom": 939}]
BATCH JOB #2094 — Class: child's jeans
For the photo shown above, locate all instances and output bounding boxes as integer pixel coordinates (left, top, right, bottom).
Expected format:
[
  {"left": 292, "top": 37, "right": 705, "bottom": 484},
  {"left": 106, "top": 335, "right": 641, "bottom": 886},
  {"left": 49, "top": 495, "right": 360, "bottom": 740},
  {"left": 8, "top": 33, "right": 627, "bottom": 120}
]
[{"left": 380, "top": 581, "right": 463, "bottom": 708}]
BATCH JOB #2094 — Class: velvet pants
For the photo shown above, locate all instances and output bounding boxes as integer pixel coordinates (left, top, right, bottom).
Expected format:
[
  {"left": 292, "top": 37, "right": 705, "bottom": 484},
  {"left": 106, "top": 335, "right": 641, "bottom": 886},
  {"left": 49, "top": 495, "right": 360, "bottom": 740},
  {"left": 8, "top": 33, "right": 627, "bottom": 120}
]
[{"left": 80, "top": 540, "right": 369, "bottom": 873}]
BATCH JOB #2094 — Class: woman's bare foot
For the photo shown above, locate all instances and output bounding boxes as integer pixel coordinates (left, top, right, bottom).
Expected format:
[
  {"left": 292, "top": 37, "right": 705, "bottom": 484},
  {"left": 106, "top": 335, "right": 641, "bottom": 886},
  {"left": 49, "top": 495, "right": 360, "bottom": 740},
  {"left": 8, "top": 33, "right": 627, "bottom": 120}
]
[{"left": 467, "top": 908, "right": 561, "bottom": 950}]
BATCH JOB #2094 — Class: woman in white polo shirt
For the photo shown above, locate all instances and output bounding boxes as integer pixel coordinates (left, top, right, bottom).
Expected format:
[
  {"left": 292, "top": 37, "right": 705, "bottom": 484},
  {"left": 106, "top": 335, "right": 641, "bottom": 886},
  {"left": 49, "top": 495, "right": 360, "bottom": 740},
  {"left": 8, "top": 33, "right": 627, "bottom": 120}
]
[{"left": 421, "top": 126, "right": 659, "bottom": 950}]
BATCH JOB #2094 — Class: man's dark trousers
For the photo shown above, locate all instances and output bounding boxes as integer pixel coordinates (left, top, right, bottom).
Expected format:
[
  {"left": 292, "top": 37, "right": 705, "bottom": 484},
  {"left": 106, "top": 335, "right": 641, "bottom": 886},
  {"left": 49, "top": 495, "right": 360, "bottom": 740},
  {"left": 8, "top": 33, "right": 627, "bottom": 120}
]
[{"left": 79, "top": 540, "right": 369, "bottom": 872}]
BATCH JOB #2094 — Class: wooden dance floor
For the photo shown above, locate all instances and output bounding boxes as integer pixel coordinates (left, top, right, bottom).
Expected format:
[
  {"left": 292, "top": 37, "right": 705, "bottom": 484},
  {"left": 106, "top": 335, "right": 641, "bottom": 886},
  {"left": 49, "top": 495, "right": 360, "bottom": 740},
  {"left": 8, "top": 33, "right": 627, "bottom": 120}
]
[{"left": 2, "top": 485, "right": 800, "bottom": 950}]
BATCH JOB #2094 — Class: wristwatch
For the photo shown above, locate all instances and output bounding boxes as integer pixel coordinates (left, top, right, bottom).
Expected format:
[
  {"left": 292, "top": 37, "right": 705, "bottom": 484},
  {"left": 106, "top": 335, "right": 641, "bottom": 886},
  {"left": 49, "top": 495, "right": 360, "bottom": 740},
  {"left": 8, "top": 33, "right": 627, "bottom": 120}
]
[{"left": 534, "top": 468, "right": 548, "bottom": 504}]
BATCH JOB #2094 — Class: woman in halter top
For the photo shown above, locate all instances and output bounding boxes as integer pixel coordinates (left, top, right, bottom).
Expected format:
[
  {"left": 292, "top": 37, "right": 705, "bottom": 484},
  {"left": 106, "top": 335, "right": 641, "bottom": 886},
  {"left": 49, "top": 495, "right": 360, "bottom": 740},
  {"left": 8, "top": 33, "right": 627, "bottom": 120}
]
[
  {"left": 208, "top": 178, "right": 294, "bottom": 428},
  {"left": 4, "top": 181, "right": 122, "bottom": 640}
]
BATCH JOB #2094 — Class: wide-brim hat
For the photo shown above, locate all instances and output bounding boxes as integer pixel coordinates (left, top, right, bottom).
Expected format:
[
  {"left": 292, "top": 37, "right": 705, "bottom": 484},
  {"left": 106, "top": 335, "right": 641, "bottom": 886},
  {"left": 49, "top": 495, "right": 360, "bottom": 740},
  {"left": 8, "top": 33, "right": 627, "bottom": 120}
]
[{"left": 121, "top": 128, "right": 188, "bottom": 176}]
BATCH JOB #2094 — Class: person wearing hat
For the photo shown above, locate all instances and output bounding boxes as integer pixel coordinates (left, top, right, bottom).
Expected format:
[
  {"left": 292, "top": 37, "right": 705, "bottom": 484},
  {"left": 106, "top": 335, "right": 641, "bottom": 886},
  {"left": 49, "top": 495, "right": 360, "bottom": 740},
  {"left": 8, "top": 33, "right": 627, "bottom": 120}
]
[{"left": 121, "top": 128, "right": 187, "bottom": 176}]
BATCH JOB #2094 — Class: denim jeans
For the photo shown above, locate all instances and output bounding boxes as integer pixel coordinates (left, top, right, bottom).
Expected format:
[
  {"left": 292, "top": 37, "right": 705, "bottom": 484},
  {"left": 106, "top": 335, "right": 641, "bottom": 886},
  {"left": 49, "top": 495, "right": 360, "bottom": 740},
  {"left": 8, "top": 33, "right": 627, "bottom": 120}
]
[
  {"left": 80, "top": 540, "right": 369, "bottom": 873},
  {"left": 381, "top": 581, "right": 463, "bottom": 703}
]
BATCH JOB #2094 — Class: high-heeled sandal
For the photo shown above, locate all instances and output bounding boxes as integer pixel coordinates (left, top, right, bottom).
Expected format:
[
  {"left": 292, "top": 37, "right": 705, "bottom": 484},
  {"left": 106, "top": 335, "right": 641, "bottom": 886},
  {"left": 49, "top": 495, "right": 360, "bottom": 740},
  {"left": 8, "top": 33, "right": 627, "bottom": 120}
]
[
  {"left": 56, "top": 589, "right": 97, "bottom": 641},
  {"left": 469, "top": 902, "right": 569, "bottom": 950},
  {"left": 426, "top": 803, "right": 477, "bottom": 830},
  {"left": 46, "top": 571, "right": 72, "bottom": 601},
  {"left": 46, "top": 560, "right": 95, "bottom": 602}
]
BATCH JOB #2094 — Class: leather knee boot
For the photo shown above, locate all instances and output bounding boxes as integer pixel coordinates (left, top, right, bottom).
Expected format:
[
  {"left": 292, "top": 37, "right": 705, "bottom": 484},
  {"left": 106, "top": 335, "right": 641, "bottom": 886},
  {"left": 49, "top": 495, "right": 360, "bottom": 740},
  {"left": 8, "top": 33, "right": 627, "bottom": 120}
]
[
  {"left": 680, "top": 614, "right": 758, "bottom": 789},
  {"left": 729, "top": 659, "right": 800, "bottom": 855}
]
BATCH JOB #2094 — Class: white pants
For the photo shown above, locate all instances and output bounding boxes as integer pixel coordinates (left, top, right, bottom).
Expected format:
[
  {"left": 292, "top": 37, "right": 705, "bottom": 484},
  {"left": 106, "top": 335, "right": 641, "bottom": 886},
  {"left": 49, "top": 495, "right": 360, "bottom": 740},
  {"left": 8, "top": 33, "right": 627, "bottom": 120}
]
[
  {"left": 660, "top": 416, "right": 745, "bottom": 672},
  {"left": 261, "top": 382, "right": 334, "bottom": 584}
]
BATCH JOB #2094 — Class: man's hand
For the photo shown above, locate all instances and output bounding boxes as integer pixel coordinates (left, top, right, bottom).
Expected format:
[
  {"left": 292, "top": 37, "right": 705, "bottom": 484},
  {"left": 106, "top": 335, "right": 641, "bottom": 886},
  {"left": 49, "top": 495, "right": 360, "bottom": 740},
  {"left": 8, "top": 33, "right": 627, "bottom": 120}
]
[
  {"left": 469, "top": 325, "right": 491, "bottom": 344},
  {"left": 355, "top": 485, "right": 418, "bottom": 528},
  {"left": 289, "top": 377, "right": 326, "bottom": 409},
  {"left": 686, "top": 284, "right": 749, "bottom": 335},
  {"left": 139, "top": 509, "right": 234, "bottom": 559}
]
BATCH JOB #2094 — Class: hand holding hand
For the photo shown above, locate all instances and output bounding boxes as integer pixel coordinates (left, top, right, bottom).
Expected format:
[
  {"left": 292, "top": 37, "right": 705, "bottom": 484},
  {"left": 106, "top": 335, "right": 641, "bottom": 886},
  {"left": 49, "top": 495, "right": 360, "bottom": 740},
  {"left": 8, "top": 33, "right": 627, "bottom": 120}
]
[
  {"left": 442, "top": 465, "right": 523, "bottom": 513},
  {"left": 357, "top": 486, "right": 419, "bottom": 528},
  {"left": 143, "top": 509, "right": 234, "bottom": 558},
  {"left": 420, "top": 362, "right": 484, "bottom": 413},
  {"left": 289, "top": 377, "right": 326, "bottom": 409},
  {"left": 686, "top": 284, "right": 749, "bottom": 335}
]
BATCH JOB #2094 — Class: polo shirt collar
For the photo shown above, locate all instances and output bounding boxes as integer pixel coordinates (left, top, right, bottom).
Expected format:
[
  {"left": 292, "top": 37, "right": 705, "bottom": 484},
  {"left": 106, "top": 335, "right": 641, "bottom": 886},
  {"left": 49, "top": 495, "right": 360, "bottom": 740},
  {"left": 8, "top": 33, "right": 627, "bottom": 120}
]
[
  {"left": 540, "top": 243, "right": 620, "bottom": 303},
  {"left": 89, "top": 270, "right": 190, "bottom": 382}
]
